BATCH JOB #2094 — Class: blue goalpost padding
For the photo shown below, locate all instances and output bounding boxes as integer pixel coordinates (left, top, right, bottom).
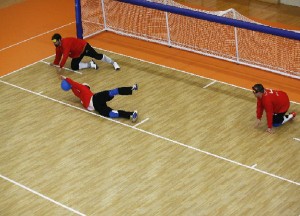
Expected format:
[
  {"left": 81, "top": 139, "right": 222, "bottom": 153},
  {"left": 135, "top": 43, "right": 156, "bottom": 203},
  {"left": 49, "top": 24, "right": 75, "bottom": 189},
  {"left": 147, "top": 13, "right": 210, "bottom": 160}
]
[
  {"left": 117, "top": 0, "right": 300, "bottom": 41},
  {"left": 75, "top": 0, "right": 83, "bottom": 39}
]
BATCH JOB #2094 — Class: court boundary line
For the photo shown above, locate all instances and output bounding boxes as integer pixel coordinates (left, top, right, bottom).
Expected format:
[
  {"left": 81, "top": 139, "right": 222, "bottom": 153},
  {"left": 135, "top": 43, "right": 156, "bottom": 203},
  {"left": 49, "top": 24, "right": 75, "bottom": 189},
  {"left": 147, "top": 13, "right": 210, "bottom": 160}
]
[
  {"left": 94, "top": 47, "right": 300, "bottom": 105},
  {"left": 41, "top": 60, "right": 82, "bottom": 74},
  {"left": 203, "top": 80, "right": 216, "bottom": 88},
  {"left": 1, "top": 58, "right": 48, "bottom": 79},
  {"left": 133, "top": 117, "right": 150, "bottom": 128},
  {"left": 1, "top": 79, "right": 299, "bottom": 186},
  {"left": 0, "top": 55, "right": 55, "bottom": 78},
  {"left": 0, "top": 55, "right": 81, "bottom": 79},
  {"left": 0, "top": 22, "right": 75, "bottom": 52},
  {"left": 0, "top": 174, "right": 86, "bottom": 216}
]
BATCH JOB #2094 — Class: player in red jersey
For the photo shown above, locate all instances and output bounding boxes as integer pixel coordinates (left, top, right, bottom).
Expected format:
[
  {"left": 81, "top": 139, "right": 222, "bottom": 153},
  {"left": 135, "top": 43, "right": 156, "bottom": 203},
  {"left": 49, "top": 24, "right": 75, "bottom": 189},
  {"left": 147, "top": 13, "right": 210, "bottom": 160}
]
[
  {"left": 50, "top": 33, "right": 120, "bottom": 72},
  {"left": 60, "top": 76, "right": 138, "bottom": 122},
  {"left": 252, "top": 84, "right": 296, "bottom": 134}
]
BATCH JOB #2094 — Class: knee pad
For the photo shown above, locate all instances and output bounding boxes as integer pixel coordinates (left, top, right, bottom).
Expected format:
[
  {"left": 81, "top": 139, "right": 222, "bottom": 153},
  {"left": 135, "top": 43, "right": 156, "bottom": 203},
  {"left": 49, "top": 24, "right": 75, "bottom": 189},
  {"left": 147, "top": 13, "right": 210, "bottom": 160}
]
[
  {"left": 109, "top": 88, "right": 119, "bottom": 97},
  {"left": 272, "top": 123, "right": 282, "bottom": 127},
  {"left": 109, "top": 110, "right": 119, "bottom": 118}
]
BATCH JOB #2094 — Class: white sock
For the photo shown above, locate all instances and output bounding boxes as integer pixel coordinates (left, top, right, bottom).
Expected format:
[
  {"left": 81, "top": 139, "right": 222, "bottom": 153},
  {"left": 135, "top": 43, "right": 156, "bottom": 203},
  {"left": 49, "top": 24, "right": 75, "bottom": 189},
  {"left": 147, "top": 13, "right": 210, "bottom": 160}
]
[
  {"left": 282, "top": 114, "right": 293, "bottom": 124},
  {"left": 79, "top": 62, "right": 89, "bottom": 69},
  {"left": 101, "top": 54, "right": 114, "bottom": 64}
]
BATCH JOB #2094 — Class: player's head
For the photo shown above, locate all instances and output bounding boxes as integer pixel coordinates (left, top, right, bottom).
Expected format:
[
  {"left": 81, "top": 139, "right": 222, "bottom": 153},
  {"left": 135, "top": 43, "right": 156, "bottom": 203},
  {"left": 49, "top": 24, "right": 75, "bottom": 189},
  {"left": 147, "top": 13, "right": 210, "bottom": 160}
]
[
  {"left": 61, "top": 79, "right": 72, "bottom": 91},
  {"left": 52, "top": 33, "right": 62, "bottom": 47},
  {"left": 83, "top": 83, "right": 90, "bottom": 89},
  {"left": 252, "top": 84, "right": 264, "bottom": 97}
]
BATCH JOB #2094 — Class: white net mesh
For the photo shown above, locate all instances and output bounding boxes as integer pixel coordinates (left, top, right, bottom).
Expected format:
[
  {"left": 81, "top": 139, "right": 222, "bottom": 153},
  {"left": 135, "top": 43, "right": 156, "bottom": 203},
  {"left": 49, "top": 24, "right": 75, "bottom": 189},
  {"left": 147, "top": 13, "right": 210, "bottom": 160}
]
[
  {"left": 80, "top": 0, "right": 300, "bottom": 79},
  {"left": 81, "top": 0, "right": 105, "bottom": 37}
]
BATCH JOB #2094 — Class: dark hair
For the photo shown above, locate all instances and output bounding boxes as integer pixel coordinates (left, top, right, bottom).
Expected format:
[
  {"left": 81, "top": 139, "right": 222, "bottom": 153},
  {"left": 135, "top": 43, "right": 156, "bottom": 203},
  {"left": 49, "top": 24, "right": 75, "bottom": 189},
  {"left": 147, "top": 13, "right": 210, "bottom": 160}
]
[
  {"left": 51, "top": 33, "right": 62, "bottom": 42},
  {"left": 252, "top": 84, "right": 264, "bottom": 93}
]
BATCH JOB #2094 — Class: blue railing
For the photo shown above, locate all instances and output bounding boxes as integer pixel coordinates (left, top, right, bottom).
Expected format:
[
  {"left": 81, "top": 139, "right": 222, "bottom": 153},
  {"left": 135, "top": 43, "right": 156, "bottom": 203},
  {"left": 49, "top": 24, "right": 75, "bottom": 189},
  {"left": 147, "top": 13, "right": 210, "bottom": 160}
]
[{"left": 117, "top": 0, "right": 300, "bottom": 41}]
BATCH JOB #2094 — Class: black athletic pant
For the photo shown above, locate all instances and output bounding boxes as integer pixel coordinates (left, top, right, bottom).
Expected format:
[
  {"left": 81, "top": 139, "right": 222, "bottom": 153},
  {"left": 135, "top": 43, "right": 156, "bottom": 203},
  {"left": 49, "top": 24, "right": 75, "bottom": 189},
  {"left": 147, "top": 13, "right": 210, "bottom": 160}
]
[
  {"left": 71, "top": 43, "right": 104, "bottom": 70},
  {"left": 92, "top": 87, "right": 133, "bottom": 119}
]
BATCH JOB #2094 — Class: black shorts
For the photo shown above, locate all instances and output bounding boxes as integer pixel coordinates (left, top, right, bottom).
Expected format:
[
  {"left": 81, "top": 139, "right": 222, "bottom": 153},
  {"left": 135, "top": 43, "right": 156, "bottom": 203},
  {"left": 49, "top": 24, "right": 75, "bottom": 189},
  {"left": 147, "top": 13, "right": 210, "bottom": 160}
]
[
  {"left": 71, "top": 43, "right": 103, "bottom": 70},
  {"left": 273, "top": 112, "right": 287, "bottom": 124},
  {"left": 92, "top": 91, "right": 114, "bottom": 117}
]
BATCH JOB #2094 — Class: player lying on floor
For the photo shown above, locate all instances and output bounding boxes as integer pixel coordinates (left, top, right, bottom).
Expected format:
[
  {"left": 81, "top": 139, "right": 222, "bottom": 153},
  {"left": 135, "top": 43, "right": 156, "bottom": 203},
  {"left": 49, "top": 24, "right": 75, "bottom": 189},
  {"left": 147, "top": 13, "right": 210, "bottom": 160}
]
[{"left": 61, "top": 76, "right": 138, "bottom": 122}]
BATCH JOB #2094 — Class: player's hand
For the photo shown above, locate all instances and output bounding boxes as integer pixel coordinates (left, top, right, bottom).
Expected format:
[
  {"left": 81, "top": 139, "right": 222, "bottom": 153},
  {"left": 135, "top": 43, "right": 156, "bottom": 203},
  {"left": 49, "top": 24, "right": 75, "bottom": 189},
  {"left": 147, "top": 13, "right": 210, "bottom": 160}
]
[
  {"left": 254, "top": 119, "right": 261, "bottom": 128},
  {"left": 60, "top": 75, "right": 66, "bottom": 80},
  {"left": 266, "top": 128, "right": 274, "bottom": 134}
]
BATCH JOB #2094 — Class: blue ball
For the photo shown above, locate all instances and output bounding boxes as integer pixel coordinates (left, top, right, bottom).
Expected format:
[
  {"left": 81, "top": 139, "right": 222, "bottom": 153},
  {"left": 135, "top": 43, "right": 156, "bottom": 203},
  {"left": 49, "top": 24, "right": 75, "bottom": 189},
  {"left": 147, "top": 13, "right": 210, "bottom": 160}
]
[{"left": 61, "top": 79, "right": 72, "bottom": 91}]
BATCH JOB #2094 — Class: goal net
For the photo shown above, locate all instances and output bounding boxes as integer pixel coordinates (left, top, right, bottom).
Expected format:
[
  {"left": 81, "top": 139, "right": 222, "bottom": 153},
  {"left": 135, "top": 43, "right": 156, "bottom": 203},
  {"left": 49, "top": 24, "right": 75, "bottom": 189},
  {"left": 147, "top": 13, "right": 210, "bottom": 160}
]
[{"left": 78, "top": 0, "right": 300, "bottom": 79}]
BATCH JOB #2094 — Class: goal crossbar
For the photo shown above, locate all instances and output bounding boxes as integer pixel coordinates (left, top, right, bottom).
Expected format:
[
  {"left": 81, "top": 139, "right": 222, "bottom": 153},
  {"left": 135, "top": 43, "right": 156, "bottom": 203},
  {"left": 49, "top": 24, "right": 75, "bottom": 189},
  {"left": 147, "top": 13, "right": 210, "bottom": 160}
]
[
  {"left": 117, "top": 0, "right": 300, "bottom": 41},
  {"left": 76, "top": 0, "right": 300, "bottom": 79}
]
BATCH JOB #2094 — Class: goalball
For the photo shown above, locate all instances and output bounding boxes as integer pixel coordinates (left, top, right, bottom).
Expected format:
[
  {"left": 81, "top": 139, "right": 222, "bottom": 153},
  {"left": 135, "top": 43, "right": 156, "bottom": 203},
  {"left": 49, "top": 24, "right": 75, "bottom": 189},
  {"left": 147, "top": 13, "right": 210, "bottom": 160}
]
[{"left": 61, "top": 79, "right": 72, "bottom": 91}]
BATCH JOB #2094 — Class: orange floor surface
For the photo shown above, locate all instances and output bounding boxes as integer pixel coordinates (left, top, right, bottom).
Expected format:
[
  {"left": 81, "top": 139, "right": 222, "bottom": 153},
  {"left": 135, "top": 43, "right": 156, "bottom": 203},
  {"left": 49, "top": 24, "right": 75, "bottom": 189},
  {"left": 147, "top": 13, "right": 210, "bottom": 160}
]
[{"left": 1, "top": 0, "right": 299, "bottom": 102}]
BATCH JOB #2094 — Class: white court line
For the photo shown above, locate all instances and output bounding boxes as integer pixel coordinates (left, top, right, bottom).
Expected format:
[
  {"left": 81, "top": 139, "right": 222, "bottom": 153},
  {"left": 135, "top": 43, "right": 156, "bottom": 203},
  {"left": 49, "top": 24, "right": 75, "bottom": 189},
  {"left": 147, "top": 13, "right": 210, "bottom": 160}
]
[
  {"left": 0, "top": 55, "right": 55, "bottom": 78},
  {"left": 96, "top": 47, "right": 246, "bottom": 90},
  {"left": 41, "top": 60, "right": 82, "bottom": 74},
  {"left": 1, "top": 60, "right": 45, "bottom": 79},
  {"left": 203, "top": 80, "right": 216, "bottom": 88},
  {"left": 294, "top": 138, "right": 300, "bottom": 142},
  {"left": 0, "top": 57, "right": 82, "bottom": 79},
  {"left": 0, "top": 174, "right": 86, "bottom": 216},
  {"left": 38, "top": 91, "right": 43, "bottom": 95},
  {"left": 251, "top": 164, "right": 257, "bottom": 168},
  {"left": 0, "top": 22, "right": 75, "bottom": 52},
  {"left": 133, "top": 118, "right": 150, "bottom": 128},
  {"left": 1, "top": 79, "right": 299, "bottom": 186}
]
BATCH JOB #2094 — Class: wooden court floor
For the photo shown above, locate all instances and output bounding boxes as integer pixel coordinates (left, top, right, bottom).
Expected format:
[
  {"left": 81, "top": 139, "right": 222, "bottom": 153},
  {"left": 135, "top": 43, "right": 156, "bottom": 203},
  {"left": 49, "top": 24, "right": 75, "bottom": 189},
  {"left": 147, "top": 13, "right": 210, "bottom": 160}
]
[
  {"left": 1, "top": 49, "right": 300, "bottom": 215},
  {"left": 0, "top": 49, "right": 300, "bottom": 215},
  {"left": 0, "top": 0, "right": 300, "bottom": 215}
]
